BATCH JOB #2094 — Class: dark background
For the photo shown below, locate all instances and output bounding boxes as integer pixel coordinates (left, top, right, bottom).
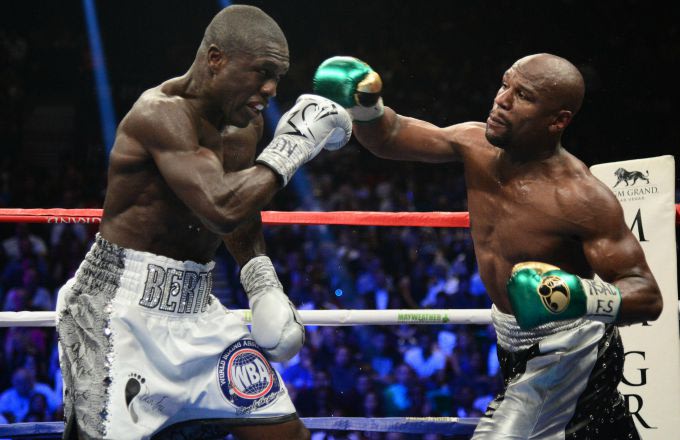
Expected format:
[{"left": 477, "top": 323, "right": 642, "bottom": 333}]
[
  {"left": 0, "top": 0, "right": 678, "bottom": 434},
  {"left": 3, "top": 0, "right": 679, "bottom": 171}
]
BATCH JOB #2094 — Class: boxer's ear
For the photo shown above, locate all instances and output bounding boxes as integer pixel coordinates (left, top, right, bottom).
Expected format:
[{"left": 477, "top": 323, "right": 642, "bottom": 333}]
[
  {"left": 207, "top": 44, "right": 226, "bottom": 75},
  {"left": 549, "top": 110, "right": 573, "bottom": 134}
]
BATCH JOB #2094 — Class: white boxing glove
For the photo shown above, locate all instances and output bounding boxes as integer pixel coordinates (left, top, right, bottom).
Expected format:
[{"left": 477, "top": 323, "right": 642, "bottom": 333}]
[
  {"left": 240, "top": 256, "right": 304, "bottom": 362},
  {"left": 256, "top": 94, "right": 352, "bottom": 186}
]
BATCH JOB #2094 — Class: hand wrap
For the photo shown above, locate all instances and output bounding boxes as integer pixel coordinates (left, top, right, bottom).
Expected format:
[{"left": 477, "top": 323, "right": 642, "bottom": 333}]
[{"left": 241, "top": 256, "right": 305, "bottom": 362}]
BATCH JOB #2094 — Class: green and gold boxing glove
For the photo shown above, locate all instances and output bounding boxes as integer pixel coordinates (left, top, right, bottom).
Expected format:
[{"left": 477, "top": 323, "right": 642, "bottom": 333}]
[
  {"left": 313, "top": 56, "right": 384, "bottom": 122},
  {"left": 507, "top": 262, "right": 622, "bottom": 330}
]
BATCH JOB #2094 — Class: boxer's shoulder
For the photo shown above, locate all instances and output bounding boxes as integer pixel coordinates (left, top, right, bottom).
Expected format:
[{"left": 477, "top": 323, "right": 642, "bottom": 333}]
[
  {"left": 116, "top": 85, "right": 203, "bottom": 156},
  {"left": 556, "top": 160, "right": 619, "bottom": 208},
  {"left": 444, "top": 120, "right": 485, "bottom": 135},
  {"left": 441, "top": 121, "right": 485, "bottom": 148},
  {"left": 127, "top": 85, "right": 195, "bottom": 128},
  {"left": 445, "top": 121, "right": 497, "bottom": 161}
]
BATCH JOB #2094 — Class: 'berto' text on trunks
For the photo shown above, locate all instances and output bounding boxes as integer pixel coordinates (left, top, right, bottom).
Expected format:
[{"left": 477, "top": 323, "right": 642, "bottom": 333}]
[{"left": 139, "top": 264, "right": 213, "bottom": 313}]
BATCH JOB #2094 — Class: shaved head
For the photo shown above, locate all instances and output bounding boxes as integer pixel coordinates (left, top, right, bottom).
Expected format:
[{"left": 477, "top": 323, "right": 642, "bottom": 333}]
[
  {"left": 486, "top": 53, "right": 586, "bottom": 150},
  {"left": 200, "top": 5, "right": 287, "bottom": 56},
  {"left": 513, "top": 53, "right": 585, "bottom": 115}
]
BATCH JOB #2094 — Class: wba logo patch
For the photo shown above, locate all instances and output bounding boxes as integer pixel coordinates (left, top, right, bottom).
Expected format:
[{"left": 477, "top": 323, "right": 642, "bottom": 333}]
[{"left": 217, "top": 339, "right": 282, "bottom": 413}]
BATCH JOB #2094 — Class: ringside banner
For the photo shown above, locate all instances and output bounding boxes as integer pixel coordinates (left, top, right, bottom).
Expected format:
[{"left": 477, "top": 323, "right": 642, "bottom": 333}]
[{"left": 590, "top": 155, "right": 679, "bottom": 439}]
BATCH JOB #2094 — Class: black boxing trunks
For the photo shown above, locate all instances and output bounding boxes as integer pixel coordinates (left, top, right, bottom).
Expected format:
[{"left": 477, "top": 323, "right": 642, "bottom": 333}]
[{"left": 471, "top": 306, "right": 639, "bottom": 439}]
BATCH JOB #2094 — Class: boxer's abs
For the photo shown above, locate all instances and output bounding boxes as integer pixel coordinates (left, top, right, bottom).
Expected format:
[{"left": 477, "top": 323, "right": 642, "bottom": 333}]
[
  {"left": 469, "top": 205, "right": 591, "bottom": 315},
  {"left": 102, "top": 133, "right": 224, "bottom": 263},
  {"left": 100, "top": 201, "right": 221, "bottom": 264}
]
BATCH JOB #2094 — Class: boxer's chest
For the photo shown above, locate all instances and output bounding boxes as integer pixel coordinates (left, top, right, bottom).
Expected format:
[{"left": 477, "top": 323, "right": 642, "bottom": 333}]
[{"left": 466, "top": 172, "right": 580, "bottom": 265}]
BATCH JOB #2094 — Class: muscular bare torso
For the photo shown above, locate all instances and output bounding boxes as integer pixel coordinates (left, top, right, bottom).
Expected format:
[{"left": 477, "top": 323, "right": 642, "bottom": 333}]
[
  {"left": 459, "top": 125, "right": 595, "bottom": 313},
  {"left": 100, "top": 82, "right": 261, "bottom": 263}
]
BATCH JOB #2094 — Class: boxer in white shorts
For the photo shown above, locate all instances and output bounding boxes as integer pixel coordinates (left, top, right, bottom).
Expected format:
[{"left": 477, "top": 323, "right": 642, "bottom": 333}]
[
  {"left": 57, "top": 235, "right": 297, "bottom": 439},
  {"left": 54, "top": 5, "right": 351, "bottom": 439}
]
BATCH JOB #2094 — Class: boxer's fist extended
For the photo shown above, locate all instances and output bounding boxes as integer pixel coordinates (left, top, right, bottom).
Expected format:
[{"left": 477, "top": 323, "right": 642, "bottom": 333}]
[
  {"left": 241, "top": 256, "right": 304, "bottom": 362},
  {"left": 507, "top": 262, "right": 621, "bottom": 330},
  {"left": 313, "top": 56, "right": 384, "bottom": 122},
  {"left": 256, "top": 94, "right": 351, "bottom": 186}
]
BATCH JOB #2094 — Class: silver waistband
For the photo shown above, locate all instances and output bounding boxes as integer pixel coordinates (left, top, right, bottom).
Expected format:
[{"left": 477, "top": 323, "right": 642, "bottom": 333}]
[
  {"left": 491, "top": 305, "right": 589, "bottom": 352},
  {"left": 77, "top": 234, "right": 216, "bottom": 316}
]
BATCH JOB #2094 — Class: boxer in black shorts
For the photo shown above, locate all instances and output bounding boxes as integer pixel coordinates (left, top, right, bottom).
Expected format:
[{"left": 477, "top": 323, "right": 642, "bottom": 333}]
[{"left": 313, "top": 53, "right": 662, "bottom": 439}]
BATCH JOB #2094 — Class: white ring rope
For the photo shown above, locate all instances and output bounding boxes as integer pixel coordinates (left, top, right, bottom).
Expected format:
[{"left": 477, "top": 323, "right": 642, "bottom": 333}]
[
  {"left": 0, "top": 309, "right": 493, "bottom": 327},
  {"left": 2, "top": 305, "right": 679, "bottom": 328}
]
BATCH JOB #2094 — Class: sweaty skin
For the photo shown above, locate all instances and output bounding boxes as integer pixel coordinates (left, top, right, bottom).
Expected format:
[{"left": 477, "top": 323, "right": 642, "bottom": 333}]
[
  {"left": 96, "top": 34, "right": 310, "bottom": 440},
  {"left": 100, "top": 44, "right": 289, "bottom": 264},
  {"left": 354, "top": 54, "right": 662, "bottom": 325}
]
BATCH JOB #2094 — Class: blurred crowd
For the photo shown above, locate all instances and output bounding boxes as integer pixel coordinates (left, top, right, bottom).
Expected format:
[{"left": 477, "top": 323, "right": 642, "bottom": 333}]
[
  {"left": 1, "top": 2, "right": 679, "bottom": 439},
  {"left": 0, "top": 147, "right": 501, "bottom": 439}
]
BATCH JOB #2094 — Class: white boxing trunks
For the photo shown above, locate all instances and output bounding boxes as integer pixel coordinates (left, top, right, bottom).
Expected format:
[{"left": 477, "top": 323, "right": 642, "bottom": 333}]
[
  {"left": 472, "top": 306, "right": 639, "bottom": 440},
  {"left": 56, "top": 234, "right": 297, "bottom": 440}
]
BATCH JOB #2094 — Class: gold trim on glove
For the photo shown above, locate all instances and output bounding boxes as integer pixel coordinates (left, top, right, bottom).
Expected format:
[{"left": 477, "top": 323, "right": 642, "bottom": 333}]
[
  {"left": 356, "top": 71, "right": 383, "bottom": 94},
  {"left": 511, "top": 261, "right": 561, "bottom": 275}
]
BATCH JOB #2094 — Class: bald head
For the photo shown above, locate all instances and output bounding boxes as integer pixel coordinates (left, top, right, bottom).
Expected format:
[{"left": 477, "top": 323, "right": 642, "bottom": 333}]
[
  {"left": 200, "top": 5, "right": 287, "bottom": 57},
  {"left": 513, "top": 53, "right": 585, "bottom": 116}
]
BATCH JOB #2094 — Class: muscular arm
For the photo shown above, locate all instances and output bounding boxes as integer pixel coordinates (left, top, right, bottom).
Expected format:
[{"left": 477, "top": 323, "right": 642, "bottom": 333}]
[
  {"left": 124, "top": 98, "right": 279, "bottom": 235},
  {"left": 220, "top": 122, "right": 267, "bottom": 267},
  {"left": 314, "top": 56, "right": 481, "bottom": 163},
  {"left": 353, "top": 107, "right": 481, "bottom": 163},
  {"left": 223, "top": 214, "right": 266, "bottom": 267},
  {"left": 220, "top": 123, "right": 303, "bottom": 361},
  {"left": 578, "top": 181, "right": 663, "bottom": 325}
]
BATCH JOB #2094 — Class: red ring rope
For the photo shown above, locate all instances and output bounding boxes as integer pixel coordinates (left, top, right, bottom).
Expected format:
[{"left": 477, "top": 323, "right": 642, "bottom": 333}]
[
  {"left": 0, "top": 208, "right": 471, "bottom": 227},
  {"left": 0, "top": 207, "right": 678, "bottom": 226}
]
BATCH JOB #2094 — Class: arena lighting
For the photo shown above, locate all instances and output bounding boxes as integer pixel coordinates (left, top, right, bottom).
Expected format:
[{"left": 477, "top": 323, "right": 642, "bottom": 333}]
[{"left": 82, "top": 0, "right": 117, "bottom": 160}]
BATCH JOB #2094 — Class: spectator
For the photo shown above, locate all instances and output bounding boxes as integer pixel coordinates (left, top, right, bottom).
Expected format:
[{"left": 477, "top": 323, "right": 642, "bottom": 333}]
[
  {"left": 362, "top": 330, "right": 397, "bottom": 382},
  {"left": 282, "top": 346, "right": 315, "bottom": 391},
  {"left": 48, "top": 223, "right": 88, "bottom": 285},
  {"left": 3, "top": 266, "right": 53, "bottom": 311},
  {"left": 0, "top": 368, "right": 59, "bottom": 423},
  {"left": 328, "top": 345, "right": 359, "bottom": 396},
  {"left": 4, "top": 327, "right": 49, "bottom": 377},
  {"left": 452, "top": 384, "right": 477, "bottom": 418},
  {"left": 382, "top": 364, "right": 414, "bottom": 416},
  {"left": 403, "top": 334, "right": 446, "bottom": 380},
  {"left": 362, "top": 391, "right": 384, "bottom": 418},
  {"left": 296, "top": 371, "right": 338, "bottom": 417},
  {"left": 2, "top": 239, "right": 49, "bottom": 292},
  {"left": 2, "top": 224, "right": 47, "bottom": 261},
  {"left": 25, "top": 392, "right": 51, "bottom": 422},
  {"left": 344, "top": 374, "right": 378, "bottom": 417}
]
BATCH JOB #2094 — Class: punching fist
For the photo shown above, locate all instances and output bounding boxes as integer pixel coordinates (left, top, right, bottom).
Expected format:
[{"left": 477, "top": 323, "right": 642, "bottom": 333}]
[
  {"left": 256, "top": 94, "right": 352, "bottom": 186},
  {"left": 313, "top": 56, "right": 384, "bottom": 122},
  {"left": 241, "top": 256, "right": 305, "bottom": 362},
  {"left": 507, "top": 262, "right": 622, "bottom": 330}
]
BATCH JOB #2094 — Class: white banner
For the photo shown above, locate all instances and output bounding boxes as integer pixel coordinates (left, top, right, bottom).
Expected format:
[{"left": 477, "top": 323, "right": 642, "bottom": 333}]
[{"left": 590, "top": 155, "right": 679, "bottom": 439}]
